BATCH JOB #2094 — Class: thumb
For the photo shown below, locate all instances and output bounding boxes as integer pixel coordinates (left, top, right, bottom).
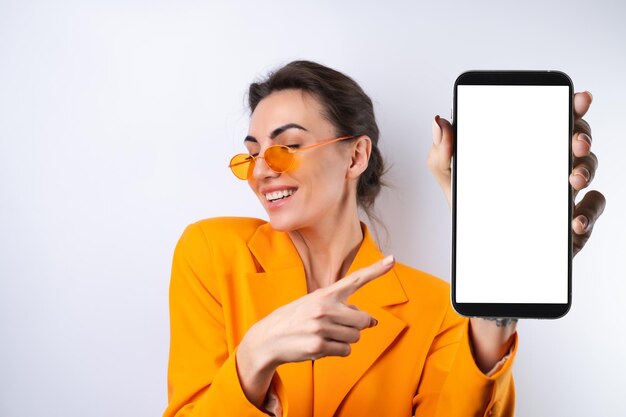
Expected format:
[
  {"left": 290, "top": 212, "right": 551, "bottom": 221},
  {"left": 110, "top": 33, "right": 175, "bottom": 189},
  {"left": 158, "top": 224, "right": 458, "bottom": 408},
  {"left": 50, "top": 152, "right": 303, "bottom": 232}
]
[
  {"left": 427, "top": 115, "right": 454, "bottom": 208},
  {"left": 574, "top": 91, "right": 592, "bottom": 119}
]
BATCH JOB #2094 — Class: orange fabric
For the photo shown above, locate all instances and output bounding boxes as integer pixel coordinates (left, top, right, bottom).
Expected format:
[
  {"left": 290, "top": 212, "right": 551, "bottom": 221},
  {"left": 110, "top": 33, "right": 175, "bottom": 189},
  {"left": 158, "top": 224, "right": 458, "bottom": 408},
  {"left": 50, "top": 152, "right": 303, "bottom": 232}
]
[{"left": 164, "top": 217, "right": 518, "bottom": 417}]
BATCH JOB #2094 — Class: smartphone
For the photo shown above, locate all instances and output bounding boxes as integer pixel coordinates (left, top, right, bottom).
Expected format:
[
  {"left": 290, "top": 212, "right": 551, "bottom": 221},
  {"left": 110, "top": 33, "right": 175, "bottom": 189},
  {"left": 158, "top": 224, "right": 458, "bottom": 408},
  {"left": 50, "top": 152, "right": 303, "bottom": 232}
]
[{"left": 451, "top": 70, "right": 573, "bottom": 319}]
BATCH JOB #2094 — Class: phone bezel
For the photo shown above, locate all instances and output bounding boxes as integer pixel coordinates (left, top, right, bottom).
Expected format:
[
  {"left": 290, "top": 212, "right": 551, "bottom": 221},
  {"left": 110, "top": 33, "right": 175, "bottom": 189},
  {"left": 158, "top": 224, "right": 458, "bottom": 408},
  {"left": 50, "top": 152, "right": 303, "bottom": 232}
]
[{"left": 451, "top": 70, "right": 574, "bottom": 319}]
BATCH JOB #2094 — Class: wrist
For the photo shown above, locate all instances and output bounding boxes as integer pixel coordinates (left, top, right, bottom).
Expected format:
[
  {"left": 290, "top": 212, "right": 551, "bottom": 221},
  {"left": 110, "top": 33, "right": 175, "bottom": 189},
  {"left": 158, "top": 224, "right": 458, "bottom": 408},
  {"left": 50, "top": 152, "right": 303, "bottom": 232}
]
[
  {"left": 468, "top": 317, "right": 517, "bottom": 374},
  {"left": 236, "top": 332, "right": 279, "bottom": 409},
  {"left": 238, "top": 328, "right": 279, "bottom": 377}
]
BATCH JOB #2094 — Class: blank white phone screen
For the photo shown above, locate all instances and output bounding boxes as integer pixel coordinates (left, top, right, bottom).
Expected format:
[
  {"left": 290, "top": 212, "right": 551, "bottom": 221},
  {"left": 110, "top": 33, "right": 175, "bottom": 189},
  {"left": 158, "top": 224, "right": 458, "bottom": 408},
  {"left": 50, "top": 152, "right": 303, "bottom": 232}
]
[{"left": 456, "top": 85, "right": 569, "bottom": 303}]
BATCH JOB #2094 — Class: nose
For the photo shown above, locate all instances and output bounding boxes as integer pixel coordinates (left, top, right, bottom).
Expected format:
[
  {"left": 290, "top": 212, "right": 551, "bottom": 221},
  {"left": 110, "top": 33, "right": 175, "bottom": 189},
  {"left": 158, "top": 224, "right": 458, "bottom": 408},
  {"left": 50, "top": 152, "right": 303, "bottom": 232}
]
[{"left": 251, "top": 155, "right": 279, "bottom": 180}]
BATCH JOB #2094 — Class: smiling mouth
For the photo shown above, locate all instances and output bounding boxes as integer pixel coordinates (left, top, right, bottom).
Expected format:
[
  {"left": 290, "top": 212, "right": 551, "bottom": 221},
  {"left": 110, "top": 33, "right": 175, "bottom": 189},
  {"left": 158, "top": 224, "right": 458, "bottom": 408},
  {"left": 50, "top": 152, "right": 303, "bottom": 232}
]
[{"left": 265, "top": 189, "right": 296, "bottom": 203}]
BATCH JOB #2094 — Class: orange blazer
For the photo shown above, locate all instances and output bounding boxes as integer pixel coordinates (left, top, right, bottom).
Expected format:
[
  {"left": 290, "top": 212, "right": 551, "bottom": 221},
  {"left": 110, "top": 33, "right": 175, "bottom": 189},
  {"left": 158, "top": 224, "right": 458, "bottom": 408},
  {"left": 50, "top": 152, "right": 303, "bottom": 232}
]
[{"left": 164, "top": 217, "right": 517, "bottom": 417}]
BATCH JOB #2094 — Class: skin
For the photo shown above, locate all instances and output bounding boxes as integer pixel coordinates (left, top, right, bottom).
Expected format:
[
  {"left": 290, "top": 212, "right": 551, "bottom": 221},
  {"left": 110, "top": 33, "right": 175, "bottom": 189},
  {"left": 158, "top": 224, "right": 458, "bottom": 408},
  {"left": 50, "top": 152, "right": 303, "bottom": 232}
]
[{"left": 235, "top": 89, "right": 606, "bottom": 409}]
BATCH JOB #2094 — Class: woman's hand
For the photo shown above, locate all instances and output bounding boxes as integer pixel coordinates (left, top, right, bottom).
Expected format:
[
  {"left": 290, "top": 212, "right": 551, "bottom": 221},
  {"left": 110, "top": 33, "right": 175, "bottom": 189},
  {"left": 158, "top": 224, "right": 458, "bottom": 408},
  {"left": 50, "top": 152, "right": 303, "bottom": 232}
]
[
  {"left": 427, "top": 90, "right": 606, "bottom": 257},
  {"left": 427, "top": 91, "right": 607, "bottom": 373},
  {"left": 568, "top": 92, "right": 607, "bottom": 256},
  {"left": 236, "top": 255, "right": 395, "bottom": 408}
]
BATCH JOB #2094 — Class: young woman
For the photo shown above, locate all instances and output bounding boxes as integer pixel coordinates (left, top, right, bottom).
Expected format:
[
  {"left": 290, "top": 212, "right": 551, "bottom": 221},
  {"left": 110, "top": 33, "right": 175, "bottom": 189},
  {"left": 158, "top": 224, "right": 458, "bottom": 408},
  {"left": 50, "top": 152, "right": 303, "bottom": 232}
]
[{"left": 163, "top": 61, "right": 604, "bottom": 417}]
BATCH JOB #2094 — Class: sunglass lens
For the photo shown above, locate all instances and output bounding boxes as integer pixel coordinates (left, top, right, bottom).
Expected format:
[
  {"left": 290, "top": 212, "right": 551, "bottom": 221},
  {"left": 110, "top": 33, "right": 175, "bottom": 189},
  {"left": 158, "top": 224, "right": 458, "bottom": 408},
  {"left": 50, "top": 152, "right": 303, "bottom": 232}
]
[
  {"left": 230, "top": 154, "right": 254, "bottom": 180},
  {"left": 265, "top": 146, "right": 293, "bottom": 172}
]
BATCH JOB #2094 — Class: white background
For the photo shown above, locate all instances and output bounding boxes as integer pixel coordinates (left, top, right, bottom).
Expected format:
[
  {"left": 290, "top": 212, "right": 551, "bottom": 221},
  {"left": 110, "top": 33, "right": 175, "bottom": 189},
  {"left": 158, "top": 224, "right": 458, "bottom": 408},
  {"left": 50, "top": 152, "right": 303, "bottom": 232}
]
[
  {"left": 456, "top": 86, "right": 569, "bottom": 303},
  {"left": 1, "top": 1, "right": 624, "bottom": 416}
]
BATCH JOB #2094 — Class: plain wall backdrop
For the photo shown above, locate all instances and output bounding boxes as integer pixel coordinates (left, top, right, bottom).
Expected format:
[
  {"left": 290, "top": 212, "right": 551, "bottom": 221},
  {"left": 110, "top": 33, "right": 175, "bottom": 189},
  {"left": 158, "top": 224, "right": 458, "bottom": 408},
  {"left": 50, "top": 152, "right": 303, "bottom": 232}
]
[{"left": 1, "top": 0, "right": 624, "bottom": 416}]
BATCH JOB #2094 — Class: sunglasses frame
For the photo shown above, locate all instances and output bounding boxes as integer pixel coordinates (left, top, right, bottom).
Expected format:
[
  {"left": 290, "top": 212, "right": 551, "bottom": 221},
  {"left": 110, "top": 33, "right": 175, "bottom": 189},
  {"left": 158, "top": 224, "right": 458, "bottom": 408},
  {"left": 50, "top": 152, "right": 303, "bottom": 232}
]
[{"left": 229, "top": 135, "right": 358, "bottom": 180}]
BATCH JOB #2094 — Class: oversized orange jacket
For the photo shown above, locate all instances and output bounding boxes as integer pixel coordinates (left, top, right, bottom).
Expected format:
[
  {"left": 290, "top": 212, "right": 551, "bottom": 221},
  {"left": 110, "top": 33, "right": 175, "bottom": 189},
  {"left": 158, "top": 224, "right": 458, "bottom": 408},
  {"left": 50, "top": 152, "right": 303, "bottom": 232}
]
[{"left": 164, "top": 217, "right": 518, "bottom": 417}]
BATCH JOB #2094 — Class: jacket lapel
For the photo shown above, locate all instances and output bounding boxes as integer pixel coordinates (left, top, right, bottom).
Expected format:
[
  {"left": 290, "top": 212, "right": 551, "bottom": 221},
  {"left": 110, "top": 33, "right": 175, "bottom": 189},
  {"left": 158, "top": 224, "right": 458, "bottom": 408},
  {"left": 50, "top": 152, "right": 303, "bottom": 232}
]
[
  {"left": 246, "top": 223, "right": 314, "bottom": 415},
  {"left": 312, "top": 225, "right": 408, "bottom": 417},
  {"left": 247, "top": 222, "right": 409, "bottom": 417},
  {"left": 246, "top": 222, "right": 308, "bottom": 321}
]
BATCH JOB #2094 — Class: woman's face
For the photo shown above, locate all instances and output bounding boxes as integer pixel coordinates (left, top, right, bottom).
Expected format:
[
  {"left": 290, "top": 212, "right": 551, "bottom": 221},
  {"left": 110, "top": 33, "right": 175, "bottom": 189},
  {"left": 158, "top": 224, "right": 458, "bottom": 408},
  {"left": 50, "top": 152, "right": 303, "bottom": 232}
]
[{"left": 245, "top": 89, "right": 358, "bottom": 232}]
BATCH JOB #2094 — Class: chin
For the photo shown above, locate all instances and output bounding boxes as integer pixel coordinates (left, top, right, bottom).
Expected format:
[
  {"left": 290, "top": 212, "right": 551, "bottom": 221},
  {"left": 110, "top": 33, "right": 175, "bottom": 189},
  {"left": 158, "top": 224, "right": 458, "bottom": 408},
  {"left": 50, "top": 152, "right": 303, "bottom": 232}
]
[
  {"left": 267, "top": 215, "right": 299, "bottom": 232},
  {"left": 261, "top": 196, "right": 306, "bottom": 232}
]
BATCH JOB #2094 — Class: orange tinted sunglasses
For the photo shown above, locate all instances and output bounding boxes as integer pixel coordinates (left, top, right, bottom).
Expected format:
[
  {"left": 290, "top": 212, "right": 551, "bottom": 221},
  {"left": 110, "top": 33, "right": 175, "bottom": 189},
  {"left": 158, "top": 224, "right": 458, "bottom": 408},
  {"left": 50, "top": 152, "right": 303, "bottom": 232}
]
[{"left": 229, "top": 135, "right": 357, "bottom": 180}]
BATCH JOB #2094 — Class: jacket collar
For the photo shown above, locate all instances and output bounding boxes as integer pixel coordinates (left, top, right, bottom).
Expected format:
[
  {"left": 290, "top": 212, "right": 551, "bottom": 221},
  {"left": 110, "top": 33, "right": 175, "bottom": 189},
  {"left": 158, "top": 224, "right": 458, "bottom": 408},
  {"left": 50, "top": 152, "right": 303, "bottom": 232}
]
[
  {"left": 247, "top": 221, "right": 408, "bottom": 417},
  {"left": 247, "top": 220, "right": 408, "bottom": 307}
]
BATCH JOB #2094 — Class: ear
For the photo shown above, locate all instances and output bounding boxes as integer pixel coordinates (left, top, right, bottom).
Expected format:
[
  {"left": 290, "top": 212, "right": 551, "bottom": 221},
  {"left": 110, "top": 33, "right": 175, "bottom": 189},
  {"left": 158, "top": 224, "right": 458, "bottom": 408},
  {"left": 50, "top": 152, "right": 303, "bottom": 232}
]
[{"left": 346, "top": 135, "right": 372, "bottom": 180}]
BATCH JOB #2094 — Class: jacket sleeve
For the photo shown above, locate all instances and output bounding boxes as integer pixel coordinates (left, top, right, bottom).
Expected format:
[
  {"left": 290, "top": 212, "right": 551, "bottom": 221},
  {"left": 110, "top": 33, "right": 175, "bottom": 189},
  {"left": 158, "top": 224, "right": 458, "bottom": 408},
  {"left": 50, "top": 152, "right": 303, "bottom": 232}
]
[
  {"left": 163, "top": 223, "right": 284, "bottom": 417},
  {"left": 412, "top": 301, "right": 518, "bottom": 417}
]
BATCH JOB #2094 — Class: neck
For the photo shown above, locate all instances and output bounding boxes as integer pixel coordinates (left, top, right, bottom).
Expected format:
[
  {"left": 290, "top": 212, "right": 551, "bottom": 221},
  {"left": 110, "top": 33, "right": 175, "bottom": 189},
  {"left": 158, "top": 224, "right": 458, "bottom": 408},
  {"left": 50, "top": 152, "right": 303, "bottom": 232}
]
[{"left": 288, "top": 211, "right": 364, "bottom": 293}]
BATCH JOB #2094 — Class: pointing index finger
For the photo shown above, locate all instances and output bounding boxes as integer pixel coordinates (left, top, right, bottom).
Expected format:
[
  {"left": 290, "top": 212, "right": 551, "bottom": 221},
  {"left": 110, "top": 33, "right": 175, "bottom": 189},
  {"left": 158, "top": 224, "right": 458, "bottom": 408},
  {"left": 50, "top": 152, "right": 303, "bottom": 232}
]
[{"left": 330, "top": 255, "right": 395, "bottom": 302}]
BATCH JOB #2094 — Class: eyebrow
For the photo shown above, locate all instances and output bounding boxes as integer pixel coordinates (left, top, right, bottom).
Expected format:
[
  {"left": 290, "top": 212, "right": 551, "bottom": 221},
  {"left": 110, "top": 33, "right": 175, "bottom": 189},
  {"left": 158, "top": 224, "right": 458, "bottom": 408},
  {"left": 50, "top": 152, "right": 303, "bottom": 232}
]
[{"left": 244, "top": 123, "right": 308, "bottom": 143}]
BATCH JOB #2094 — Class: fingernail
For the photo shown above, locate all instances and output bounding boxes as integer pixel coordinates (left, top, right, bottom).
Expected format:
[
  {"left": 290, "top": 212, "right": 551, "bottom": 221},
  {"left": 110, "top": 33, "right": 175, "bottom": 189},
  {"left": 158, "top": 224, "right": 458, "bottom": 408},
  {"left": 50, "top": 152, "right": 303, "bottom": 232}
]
[
  {"left": 382, "top": 255, "right": 395, "bottom": 266},
  {"left": 577, "top": 167, "right": 590, "bottom": 182},
  {"left": 433, "top": 115, "right": 442, "bottom": 146},
  {"left": 372, "top": 318, "right": 379, "bottom": 326},
  {"left": 577, "top": 215, "right": 589, "bottom": 231},
  {"left": 578, "top": 133, "right": 592, "bottom": 147}
]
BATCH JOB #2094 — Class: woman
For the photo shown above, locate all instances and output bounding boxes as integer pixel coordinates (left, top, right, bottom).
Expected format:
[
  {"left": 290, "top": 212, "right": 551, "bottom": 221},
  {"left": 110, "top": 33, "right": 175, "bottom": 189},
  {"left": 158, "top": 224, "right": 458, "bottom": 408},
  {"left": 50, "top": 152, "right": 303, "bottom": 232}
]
[{"left": 163, "top": 61, "right": 604, "bottom": 417}]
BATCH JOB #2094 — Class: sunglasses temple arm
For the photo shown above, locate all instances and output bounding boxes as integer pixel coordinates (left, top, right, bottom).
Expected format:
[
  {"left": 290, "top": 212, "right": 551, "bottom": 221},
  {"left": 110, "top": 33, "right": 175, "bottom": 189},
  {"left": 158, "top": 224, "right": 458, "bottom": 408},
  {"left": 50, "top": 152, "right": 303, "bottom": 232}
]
[{"left": 299, "top": 136, "right": 355, "bottom": 151}]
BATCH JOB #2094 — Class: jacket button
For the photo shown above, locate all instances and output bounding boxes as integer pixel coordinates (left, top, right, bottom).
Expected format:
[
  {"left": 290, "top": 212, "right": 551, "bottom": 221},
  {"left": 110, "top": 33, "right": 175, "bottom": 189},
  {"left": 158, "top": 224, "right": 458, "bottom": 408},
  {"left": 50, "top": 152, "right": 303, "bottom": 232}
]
[{"left": 486, "top": 401, "right": 499, "bottom": 416}]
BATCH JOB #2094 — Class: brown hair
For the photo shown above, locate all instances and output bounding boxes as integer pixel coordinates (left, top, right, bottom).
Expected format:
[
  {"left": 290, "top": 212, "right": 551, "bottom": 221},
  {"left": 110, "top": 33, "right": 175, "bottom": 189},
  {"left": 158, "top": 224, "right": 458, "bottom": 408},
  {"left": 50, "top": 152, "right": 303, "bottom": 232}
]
[{"left": 247, "top": 60, "right": 387, "bottom": 224}]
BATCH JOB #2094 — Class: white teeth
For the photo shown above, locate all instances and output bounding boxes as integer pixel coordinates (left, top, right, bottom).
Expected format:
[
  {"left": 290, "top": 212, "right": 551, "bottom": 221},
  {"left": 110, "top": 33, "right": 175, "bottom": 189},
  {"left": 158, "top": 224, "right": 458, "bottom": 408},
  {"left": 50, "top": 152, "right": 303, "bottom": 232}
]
[{"left": 265, "top": 189, "right": 295, "bottom": 202}]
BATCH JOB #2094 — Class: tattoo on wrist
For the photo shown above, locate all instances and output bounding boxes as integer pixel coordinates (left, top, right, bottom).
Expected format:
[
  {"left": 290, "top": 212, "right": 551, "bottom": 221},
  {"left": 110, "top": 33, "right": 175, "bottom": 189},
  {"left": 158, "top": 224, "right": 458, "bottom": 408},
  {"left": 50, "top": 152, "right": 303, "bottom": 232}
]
[{"left": 480, "top": 317, "right": 519, "bottom": 327}]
